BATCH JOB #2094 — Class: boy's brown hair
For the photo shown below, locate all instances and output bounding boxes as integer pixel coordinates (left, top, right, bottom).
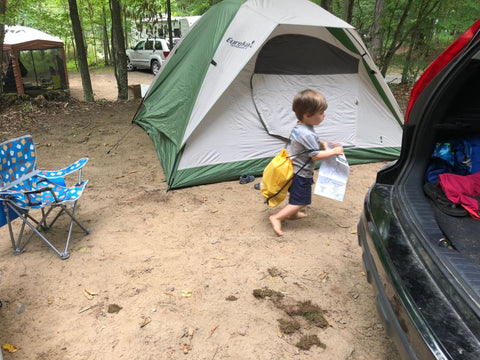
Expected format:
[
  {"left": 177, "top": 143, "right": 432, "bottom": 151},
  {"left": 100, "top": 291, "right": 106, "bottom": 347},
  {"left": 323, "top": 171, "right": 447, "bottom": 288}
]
[{"left": 292, "top": 89, "right": 328, "bottom": 121}]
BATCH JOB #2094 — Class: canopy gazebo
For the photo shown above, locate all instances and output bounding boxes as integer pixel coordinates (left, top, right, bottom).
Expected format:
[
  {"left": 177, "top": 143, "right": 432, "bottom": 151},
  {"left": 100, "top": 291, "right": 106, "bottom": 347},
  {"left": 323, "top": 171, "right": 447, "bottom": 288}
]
[{"left": 2, "top": 25, "right": 69, "bottom": 95}]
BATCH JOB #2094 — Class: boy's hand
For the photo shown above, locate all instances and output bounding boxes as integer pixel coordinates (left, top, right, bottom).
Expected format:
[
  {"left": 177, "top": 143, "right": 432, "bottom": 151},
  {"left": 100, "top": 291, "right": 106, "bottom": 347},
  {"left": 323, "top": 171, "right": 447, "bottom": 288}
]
[
  {"left": 333, "top": 146, "right": 344, "bottom": 156},
  {"left": 311, "top": 145, "right": 344, "bottom": 161}
]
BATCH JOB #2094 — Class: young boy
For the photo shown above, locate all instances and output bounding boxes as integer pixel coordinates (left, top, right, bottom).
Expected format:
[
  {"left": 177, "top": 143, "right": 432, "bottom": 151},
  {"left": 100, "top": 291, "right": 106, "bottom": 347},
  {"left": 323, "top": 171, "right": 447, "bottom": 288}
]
[{"left": 269, "top": 89, "right": 344, "bottom": 236}]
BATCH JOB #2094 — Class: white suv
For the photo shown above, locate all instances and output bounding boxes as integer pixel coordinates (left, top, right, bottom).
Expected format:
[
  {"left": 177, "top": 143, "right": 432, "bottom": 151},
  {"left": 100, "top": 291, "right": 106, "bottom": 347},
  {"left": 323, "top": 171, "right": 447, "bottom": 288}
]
[{"left": 126, "top": 38, "right": 170, "bottom": 75}]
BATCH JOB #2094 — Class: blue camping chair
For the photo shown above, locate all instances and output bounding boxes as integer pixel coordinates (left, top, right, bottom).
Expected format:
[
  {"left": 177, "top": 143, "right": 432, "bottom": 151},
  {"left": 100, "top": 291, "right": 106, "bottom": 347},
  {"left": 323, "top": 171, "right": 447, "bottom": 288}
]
[{"left": 0, "top": 135, "right": 90, "bottom": 259}]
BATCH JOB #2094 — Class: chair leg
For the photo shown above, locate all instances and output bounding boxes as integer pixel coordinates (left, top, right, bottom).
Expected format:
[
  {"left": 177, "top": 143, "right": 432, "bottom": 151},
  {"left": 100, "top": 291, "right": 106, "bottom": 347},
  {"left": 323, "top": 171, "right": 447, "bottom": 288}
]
[
  {"left": 4, "top": 203, "right": 30, "bottom": 254},
  {"left": 4, "top": 202, "right": 90, "bottom": 260},
  {"left": 6, "top": 205, "right": 65, "bottom": 258},
  {"left": 59, "top": 202, "right": 91, "bottom": 235},
  {"left": 57, "top": 202, "right": 92, "bottom": 260}
]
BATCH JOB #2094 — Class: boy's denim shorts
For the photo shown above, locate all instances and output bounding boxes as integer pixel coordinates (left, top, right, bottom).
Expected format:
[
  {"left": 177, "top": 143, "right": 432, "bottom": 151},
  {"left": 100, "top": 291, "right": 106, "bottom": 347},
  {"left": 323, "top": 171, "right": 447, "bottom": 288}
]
[{"left": 288, "top": 175, "right": 314, "bottom": 205}]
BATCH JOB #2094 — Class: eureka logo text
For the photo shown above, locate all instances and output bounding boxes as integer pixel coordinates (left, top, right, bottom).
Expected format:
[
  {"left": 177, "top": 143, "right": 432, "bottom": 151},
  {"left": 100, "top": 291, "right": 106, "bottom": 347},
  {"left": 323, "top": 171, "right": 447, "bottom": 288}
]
[{"left": 226, "top": 37, "right": 255, "bottom": 49}]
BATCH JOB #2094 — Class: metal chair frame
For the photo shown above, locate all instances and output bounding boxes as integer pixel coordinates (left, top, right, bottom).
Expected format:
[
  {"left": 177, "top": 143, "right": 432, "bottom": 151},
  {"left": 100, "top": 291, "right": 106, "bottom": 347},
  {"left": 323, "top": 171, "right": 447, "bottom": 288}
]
[{"left": 0, "top": 135, "right": 90, "bottom": 259}]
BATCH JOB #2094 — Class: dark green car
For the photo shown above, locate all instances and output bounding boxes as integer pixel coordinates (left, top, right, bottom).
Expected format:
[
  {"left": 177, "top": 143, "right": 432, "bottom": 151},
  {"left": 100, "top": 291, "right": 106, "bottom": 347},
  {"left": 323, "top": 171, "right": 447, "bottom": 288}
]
[{"left": 358, "top": 20, "right": 480, "bottom": 359}]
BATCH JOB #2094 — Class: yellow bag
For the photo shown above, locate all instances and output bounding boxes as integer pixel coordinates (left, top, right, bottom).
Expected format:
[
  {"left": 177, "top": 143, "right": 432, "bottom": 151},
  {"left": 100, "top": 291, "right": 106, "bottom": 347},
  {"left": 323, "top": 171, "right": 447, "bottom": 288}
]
[{"left": 260, "top": 149, "right": 294, "bottom": 207}]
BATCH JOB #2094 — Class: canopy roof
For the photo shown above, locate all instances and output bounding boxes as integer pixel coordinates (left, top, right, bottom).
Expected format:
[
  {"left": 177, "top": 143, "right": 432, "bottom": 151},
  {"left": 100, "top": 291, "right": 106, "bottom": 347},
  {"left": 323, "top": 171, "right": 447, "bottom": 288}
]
[{"left": 3, "top": 25, "right": 63, "bottom": 51}]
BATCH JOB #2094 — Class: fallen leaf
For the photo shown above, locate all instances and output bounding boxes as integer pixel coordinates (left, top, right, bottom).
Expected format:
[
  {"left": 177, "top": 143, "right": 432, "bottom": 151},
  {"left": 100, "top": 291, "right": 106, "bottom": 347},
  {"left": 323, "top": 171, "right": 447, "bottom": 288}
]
[
  {"left": 323, "top": 315, "right": 334, "bottom": 327},
  {"left": 84, "top": 288, "right": 98, "bottom": 296},
  {"left": 83, "top": 288, "right": 97, "bottom": 300},
  {"left": 209, "top": 323, "right": 219, "bottom": 337},
  {"left": 320, "top": 271, "right": 328, "bottom": 281},
  {"left": 83, "top": 289, "right": 93, "bottom": 300},
  {"left": 2, "top": 344, "right": 18, "bottom": 353},
  {"left": 181, "top": 290, "right": 192, "bottom": 298},
  {"left": 277, "top": 325, "right": 283, "bottom": 338}
]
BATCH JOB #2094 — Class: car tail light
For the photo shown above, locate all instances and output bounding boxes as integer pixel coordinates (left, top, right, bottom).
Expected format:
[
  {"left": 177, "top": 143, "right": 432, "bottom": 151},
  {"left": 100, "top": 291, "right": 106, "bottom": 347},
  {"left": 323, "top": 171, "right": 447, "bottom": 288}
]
[
  {"left": 163, "top": 51, "right": 170, "bottom": 58},
  {"left": 405, "top": 19, "right": 480, "bottom": 123}
]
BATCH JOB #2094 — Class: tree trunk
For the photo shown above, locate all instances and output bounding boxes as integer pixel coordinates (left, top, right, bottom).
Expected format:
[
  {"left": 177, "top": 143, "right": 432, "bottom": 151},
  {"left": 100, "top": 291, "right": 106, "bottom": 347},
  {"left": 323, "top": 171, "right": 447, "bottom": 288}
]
[
  {"left": 321, "top": 0, "right": 332, "bottom": 12},
  {"left": 167, "top": 0, "right": 173, "bottom": 50},
  {"left": 379, "top": 0, "right": 414, "bottom": 76},
  {"left": 103, "top": 6, "right": 111, "bottom": 66},
  {"left": 401, "top": 31, "right": 417, "bottom": 84},
  {"left": 0, "top": 0, "right": 6, "bottom": 94},
  {"left": 123, "top": 10, "right": 128, "bottom": 49},
  {"left": 368, "top": 0, "right": 385, "bottom": 66},
  {"left": 110, "top": 0, "right": 128, "bottom": 101},
  {"left": 343, "top": 0, "right": 354, "bottom": 23},
  {"left": 68, "top": 0, "right": 94, "bottom": 102}
]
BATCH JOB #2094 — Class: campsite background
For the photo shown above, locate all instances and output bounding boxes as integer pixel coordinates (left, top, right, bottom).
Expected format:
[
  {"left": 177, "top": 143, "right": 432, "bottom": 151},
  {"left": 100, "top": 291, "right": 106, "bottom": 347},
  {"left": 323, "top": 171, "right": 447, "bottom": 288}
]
[
  {"left": 0, "top": 0, "right": 479, "bottom": 359},
  {"left": 1, "top": 0, "right": 479, "bottom": 101}
]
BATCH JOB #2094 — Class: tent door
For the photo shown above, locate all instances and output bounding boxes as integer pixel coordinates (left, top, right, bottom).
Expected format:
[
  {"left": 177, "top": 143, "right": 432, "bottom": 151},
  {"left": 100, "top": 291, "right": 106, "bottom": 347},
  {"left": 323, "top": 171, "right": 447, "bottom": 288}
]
[
  {"left": 251, "top": 74, "right": 360, "bottom": 145},
  {"left": 252, "top": 34, "right": 361, "bottom": 145}
]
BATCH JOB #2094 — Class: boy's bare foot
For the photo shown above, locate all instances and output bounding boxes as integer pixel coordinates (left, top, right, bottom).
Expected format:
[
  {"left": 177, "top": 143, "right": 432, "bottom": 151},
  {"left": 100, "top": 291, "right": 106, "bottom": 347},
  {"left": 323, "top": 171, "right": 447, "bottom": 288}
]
[
  {"left": 269, "top": 215, "right": 284, "bottom": 236},
  {"left": 287, "top": 212, "right": 308, "bottom": 220}
]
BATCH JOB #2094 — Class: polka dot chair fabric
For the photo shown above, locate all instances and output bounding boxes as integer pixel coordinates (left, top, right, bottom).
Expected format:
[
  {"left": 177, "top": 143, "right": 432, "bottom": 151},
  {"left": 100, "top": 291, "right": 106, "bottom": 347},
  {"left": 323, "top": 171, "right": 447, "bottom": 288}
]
[
  {"left": 0, "top": 134, "right": 37, "bottom": 186},
  {"left": 38, "top": 158, "right": 88, "bottom": 179},
  {"left": 0, "top": 135, "right": 88, "bottom": 209},
  {"left": 0, "top": 135, "right": 90, "bottom": 259}
]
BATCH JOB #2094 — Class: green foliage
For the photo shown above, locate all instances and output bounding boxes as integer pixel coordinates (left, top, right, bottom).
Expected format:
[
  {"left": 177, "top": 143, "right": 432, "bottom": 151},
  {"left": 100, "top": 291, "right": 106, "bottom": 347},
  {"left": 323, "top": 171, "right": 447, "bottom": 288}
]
[
  {"left": 348, "top": 0, "right": 478, "bottom": 79},
  {"left": 124, "top": 0, "right": 163, "bottom": 37},
  {"left": 2, "top": 0, "right": 479, "bottom": 81},
  {"left": 174, "top": 0, "right": 222, "bottom": 16},
  {"left": 351, "top": 0, "right": 375, "bottom": 32}
]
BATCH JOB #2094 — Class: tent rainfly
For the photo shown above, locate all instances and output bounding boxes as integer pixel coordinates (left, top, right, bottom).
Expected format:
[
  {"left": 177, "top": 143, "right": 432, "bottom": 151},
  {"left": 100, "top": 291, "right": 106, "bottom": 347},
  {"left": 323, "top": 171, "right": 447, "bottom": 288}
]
[
  {"left": 2, "top": 25, "right": 69, "bottom": 95},
  {"left": 133, "top": 0, "right": 404, "bottom": 190}
]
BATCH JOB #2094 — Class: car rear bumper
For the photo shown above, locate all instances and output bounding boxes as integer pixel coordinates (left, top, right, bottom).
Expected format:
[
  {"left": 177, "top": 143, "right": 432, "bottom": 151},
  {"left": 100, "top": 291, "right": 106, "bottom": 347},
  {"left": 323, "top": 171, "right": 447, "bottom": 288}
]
[
  {"left": 358, "top": 182, "right": 480, "bottom": 359},
  {"left": 358, "top": 211, "right": 421, "bottom": 360},
  {"left": 357, "top": 184, "right": 455, "bottom": 360}
]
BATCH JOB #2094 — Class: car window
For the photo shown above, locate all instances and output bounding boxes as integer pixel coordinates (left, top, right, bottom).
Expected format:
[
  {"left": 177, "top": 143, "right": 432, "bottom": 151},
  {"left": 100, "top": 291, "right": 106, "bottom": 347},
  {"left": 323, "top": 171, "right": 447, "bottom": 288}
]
[
  {"left": 145, "top": 40, "right": 154, "bottom": 50},
  {"left": 134, "top": 41, "right": 145, "bottom": 50},
  {"left": 154, "top": 41, "right": 164, "bottom": 50}
]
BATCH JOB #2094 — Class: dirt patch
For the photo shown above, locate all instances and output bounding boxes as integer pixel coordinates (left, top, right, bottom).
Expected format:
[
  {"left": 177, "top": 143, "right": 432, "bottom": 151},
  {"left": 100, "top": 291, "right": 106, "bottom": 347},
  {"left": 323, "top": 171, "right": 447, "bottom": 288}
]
[
  {"left": 68, "top": 67, "right": 155, "bottom": 102},
  {"left": 0, "top": 70, "right": 402, "bottom": 359}
]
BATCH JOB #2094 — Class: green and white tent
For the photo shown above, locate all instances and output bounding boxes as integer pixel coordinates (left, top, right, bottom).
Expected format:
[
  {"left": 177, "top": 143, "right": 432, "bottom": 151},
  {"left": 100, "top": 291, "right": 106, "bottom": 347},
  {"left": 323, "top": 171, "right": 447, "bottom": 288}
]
[{"left": 133, "top": 0, "right": 404, "bottom": 190}]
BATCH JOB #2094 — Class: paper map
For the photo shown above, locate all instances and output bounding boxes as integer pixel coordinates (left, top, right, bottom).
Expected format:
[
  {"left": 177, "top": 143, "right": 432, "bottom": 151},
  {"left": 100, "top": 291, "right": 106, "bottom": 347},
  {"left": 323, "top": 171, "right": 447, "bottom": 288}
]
[{"left": 314, "top": 153, "right": 350, "bottom": 201}]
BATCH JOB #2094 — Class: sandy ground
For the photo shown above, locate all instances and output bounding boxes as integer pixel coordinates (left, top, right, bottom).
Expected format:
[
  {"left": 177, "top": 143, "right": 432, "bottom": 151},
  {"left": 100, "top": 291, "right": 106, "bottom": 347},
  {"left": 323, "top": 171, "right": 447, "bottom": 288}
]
[{"left": 0, "top": 69, "right": 401, "bottom": 359}]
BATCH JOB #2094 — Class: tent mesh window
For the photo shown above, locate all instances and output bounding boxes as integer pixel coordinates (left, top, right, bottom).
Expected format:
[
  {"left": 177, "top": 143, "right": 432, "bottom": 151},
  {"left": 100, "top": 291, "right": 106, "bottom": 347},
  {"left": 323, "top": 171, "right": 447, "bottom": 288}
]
[{"left": 255, "top": 34, "right": 359, "bottom": 75}]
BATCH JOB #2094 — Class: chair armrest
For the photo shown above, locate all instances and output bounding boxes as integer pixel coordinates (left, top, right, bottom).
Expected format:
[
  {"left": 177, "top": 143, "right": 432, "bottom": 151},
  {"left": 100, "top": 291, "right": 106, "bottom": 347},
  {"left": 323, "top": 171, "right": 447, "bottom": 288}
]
[
  {"left": 23, "top": 187, "right": 60, "bottom": 206},
  {"left": 38, "top": 158, "right": 88, "bottom": 179},
  {"left": 3, "top": 186, "right": 59, "bottom": 207}
]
